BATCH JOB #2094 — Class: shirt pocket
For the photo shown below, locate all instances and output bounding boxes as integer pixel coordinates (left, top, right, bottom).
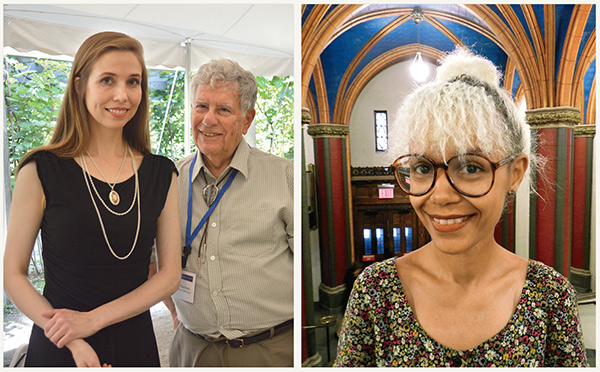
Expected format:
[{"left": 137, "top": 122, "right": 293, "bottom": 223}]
[{"left": 224, "top": 207, "right": 276, "bottom": 257}]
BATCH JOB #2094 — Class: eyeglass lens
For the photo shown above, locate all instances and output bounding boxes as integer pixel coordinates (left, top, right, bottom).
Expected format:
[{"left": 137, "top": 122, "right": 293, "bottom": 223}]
[{"left": 394, "top": 155, "right": 495, "bottom": 196}]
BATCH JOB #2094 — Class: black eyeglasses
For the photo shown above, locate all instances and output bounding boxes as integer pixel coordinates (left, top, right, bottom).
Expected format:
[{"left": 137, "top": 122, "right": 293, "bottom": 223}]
[{"left": 391, "top": 153, "right": 514, "bottom": 197}]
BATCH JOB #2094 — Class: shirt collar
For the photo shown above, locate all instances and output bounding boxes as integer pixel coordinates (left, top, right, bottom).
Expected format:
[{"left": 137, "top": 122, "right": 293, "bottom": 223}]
[{"left": 191, "top": 137, "right": 250, "bottom": 183}]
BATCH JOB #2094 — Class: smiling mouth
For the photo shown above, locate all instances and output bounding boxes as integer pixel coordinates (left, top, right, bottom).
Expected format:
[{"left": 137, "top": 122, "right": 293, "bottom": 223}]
[
  {"left": 107, "top": 108, "right": 128, "bottom": 115},
  {"left": 431, "top": 216, "right": 470, "bottom": 225},
  {"left": 200, "top": 130, "right": 221, "bottom": 137},
  {"left": 428, "top": 214, "right": 473, "bottom": 232}
]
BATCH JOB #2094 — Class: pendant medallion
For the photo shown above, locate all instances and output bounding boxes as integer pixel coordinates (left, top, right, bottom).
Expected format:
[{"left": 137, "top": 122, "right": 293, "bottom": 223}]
[{"left": 109, "top": 190, "right": 120, "bottom": 205}]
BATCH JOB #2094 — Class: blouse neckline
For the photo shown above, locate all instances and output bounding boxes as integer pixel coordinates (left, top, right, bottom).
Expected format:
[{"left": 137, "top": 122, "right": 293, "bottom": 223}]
[
  {"left": 387, "top": 257, "right": 534, "bottom": 355},
  {"left": 70, "top": 152, "right": 150, "bottom": 186}
]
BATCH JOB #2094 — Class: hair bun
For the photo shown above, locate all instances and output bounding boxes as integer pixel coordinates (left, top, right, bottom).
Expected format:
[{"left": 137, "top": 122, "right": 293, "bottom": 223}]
[{"left": 435, "top": 47, "right": 501, "bottom": 88}]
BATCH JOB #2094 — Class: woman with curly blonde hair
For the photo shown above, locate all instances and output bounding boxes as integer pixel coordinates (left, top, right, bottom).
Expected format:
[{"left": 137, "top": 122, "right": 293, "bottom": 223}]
[{"left": 334, "top": 48, "right": 587, "bottom": 367}]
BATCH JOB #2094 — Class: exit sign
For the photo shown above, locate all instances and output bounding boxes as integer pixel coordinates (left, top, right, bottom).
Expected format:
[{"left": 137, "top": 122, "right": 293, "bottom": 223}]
[
  {"left": 378, "top": 185, "right": 394, "bottom": 199},
  {"left": 379, "top": 188, "right": 393, "bottom": 198}
]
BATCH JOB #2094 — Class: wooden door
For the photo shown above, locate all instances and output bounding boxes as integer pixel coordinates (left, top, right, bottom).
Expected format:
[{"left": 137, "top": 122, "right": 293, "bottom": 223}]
[{"left": 354, "top": 205, "right": 429, "bottom": 263}]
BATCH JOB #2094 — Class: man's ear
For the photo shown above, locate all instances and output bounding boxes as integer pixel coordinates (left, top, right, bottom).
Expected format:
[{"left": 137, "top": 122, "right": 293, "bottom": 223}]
[{"left": 242, "top": 109, "right": 256, "bottom": 135}]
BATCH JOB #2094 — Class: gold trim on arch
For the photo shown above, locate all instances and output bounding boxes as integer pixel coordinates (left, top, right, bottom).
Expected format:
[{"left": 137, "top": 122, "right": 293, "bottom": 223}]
[
  {"left": 504, "top": 58, "right": 516, "bottom": 95},
  {"left": 515, "top": 84, "right": 525, "bottom": 104},
  {"left": 313, "top": 58, "right": 329, "bottom": 124},
  {"left": 331, "top": 10, "right": 478, "bottom": 123},
  {"left": 544, "top": 5, "right": 556, "bottom": 107},
  {"left": 331, "top": 8, "right": 504, "bottom": 51},
  {"left": 302, "top": 5, "right": 363, "bottom": 98},
  {"left": 303, "top": 5, "right": 595, "bottom": 124},
  {"left": 520, "top": 4, "right": 548, "bottom": 107},
  {"left": 304, "top": 93, "right": 317, "bottom": 127},
  {"left": 499, "top": 5, "right": 544, "bottom": 107},
  {"left": 303, "top": 5, "right": 514, "bottom": 106},
  {"left": 587, "top": 78, "right": 596, "bottom": 124},
  {"left": 332, "top": 13, "right": 411, "bottom": 123},
  {"left": 556, "top": 4, "right": 594, "bottom": 107},
  {"left": 466, "top": 5, "right": 539, "bottom": 108},
  {"left": 571, "top": 28, "right": 596, "bottom": 124}
]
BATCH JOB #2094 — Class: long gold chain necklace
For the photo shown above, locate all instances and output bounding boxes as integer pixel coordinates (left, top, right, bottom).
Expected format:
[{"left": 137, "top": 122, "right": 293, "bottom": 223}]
[
  {"left": 85, "top": 147, "right": 127, "bottom": 205},
  {"left": 81, "top": 150, "right": 137, "bottom": 216},
  {"left": 80, "top": 146, "right": 140, "bottom": 260}
]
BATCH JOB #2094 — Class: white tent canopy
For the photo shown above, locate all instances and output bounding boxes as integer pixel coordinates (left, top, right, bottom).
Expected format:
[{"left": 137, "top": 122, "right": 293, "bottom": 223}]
[
  {"left": 3, "top": 3, "right": 294, "bottom": 151},
  {"left": 3, "top": 4, "right": 293, "bottom": 76}
]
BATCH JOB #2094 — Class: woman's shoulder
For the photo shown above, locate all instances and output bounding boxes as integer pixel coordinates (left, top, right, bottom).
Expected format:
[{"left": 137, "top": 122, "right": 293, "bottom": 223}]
[
  {"left": 356, "top": 258, "right": 401, "bottom": 288},
  {"left": 526, "top": 260, "right": 577, "bottom": 301},
  {"left": 144, "top": 153, "right": 175, "bottom": 164},
  {"left": 20, "top": 150, "right": 73, "bottom": 176},
  {"left": 21, "top": 149, "right": 61, "bottom": 166},
  {"left": 143, "top": 153, "right": 178, "bottom": 176},
  {"left": 361, "top": 257, "right": 397, "bottom": 275},
  {"left": 527, "top": 260, "right": 570, "bottom": 284}
]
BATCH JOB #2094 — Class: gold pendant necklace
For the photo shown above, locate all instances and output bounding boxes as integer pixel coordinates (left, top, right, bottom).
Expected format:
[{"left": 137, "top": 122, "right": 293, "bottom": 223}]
[
  {"left": 81, "top": 147, "right": 136, "bottom": 216},
  {"left": 109, "top": 190, "right": 120, "bottom": 206},
  {"left": 80, "top": 146, "right": 140, "bottom": 260},
  {"left": 85, "top": 147, "right": 127, "bottom": 205}
]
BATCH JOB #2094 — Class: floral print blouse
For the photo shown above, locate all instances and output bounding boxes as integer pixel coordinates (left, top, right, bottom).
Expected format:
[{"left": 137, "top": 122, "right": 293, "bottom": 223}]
[{"left": 334, "top": 258, "right": 588, "bottom": 367}]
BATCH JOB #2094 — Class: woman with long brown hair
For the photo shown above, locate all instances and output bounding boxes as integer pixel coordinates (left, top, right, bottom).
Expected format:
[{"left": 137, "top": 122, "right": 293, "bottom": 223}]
[{"left": 4, "top": 31, "right": 181, "bottom": 367}]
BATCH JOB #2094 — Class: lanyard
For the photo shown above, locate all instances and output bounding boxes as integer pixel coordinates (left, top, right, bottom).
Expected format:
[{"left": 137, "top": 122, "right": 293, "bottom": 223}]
[{"left": 185, "top": 154, "right": 238, "bottom": 248}]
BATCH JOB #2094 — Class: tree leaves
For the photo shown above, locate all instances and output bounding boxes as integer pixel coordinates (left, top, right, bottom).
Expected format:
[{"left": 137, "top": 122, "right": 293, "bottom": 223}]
[
  {"left": 3, "top": 56, "right": 295, "bottom": 191},
  {"left": 255, "top": 75, "right": 294, "bottom": 161},
  {"left": 4, "top": 56, "right": 69, "bottom": 186}
]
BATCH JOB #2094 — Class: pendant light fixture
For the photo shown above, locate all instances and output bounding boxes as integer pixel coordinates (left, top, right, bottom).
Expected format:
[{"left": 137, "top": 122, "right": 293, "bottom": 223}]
[{"left": 410, "top": 7, "right": 429, "bottom": 82}]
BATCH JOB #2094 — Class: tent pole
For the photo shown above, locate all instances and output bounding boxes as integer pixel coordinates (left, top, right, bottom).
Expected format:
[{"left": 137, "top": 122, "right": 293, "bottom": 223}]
[
  {"left": 157, "top": 70, "right": 178, "bottom": 156},
  {"left": 184, "top": 38, "right": 192, "bottom": 156}
]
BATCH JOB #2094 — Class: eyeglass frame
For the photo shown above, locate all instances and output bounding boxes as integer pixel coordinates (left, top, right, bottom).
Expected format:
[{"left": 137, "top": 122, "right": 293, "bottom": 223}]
[{"left": 390, "top": 153, "right": 515, "bottom": 197}]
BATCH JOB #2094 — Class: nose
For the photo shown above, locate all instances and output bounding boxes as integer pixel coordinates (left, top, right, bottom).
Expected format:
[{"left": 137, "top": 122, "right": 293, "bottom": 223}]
[
  {"left": 429, "top": 168, "right": 462, "bottom": 205},
  {"left": 113, "top": 83, "right": 128, "bottom": 102},
  {"left": 202, "top": 108, "right": 218, "bottom": 126}
]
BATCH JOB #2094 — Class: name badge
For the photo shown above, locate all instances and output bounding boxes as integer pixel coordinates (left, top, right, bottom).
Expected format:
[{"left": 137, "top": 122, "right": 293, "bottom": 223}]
[{"left": 173, "top": 270, "right": 196, "bottom": 303}]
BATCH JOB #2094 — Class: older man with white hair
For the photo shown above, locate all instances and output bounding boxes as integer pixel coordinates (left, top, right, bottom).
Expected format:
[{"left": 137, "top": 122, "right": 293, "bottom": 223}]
[{"left": 163, "top": 59, "right": 293, "bottom": 367}]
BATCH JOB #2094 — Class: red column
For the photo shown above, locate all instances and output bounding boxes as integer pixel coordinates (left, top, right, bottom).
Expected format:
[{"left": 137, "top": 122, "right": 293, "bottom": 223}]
[
  {"left": 307, "top": 123, "right": 352, "bottom": 311},
  {"left": 570, "top": 125, "right": 595, "bottom": 292},
  {"left": 526, "top": 107, "right": 579, "bottom": 276}
]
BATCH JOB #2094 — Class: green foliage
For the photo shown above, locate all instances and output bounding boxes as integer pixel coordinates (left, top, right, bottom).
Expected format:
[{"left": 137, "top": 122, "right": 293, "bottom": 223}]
[
  {"left": 3, "top": 55, "right": 295, "bottom": 188},
  {"left": 255, "top": 75, "right": 294, "bottom": 161},
  {"left": 4, "top": 57, "right": 70, "bottom": 186},
  {"left": 148, "top": 70, "right": 187, "bottom": 160}
]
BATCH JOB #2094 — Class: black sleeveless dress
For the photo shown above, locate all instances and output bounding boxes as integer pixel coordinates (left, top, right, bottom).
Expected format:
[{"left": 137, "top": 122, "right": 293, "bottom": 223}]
[{"left": 23, "top": 151, "right": 176, "bottom": 367}]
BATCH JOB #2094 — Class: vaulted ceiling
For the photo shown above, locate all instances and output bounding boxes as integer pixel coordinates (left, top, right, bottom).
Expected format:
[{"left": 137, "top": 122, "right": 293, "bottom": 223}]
[{"left": 302, "top": 4, "right": 596, "bottom": 126}]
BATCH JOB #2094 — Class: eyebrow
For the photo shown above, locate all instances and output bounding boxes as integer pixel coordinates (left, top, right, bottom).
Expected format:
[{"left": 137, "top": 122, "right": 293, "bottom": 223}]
[
  {"left": 99, "top": 72, "right": 142, "bottom": 78},
  {"left": 193, "top": 100, "right": 234, "bottom": 109},
  {"left": 465, "top": 148, "right": 484, "bottom": 154}
]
